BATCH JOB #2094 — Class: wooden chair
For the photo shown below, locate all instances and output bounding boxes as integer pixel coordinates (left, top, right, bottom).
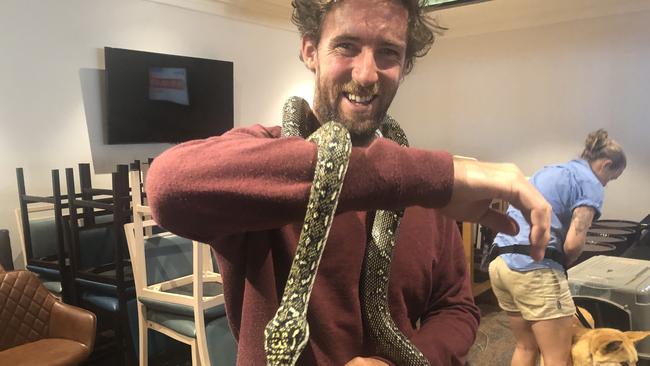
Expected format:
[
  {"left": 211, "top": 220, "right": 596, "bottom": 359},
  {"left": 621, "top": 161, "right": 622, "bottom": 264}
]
[{"left": 124, "top": 165, "right": 236, "bottom": 365}]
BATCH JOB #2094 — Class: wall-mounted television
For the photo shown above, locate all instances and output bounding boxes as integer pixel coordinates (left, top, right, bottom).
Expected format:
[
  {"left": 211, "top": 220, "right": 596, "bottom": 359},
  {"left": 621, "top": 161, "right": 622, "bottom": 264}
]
[{"left": 105, "top": 47, "right": 234, "bottom": 144}]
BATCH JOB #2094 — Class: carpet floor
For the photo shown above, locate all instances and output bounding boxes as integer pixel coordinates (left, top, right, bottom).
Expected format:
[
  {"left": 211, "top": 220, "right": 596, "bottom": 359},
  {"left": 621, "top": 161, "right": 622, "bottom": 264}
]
[{"left": 467, "top": 291, "right": 516, "bottom": 366}]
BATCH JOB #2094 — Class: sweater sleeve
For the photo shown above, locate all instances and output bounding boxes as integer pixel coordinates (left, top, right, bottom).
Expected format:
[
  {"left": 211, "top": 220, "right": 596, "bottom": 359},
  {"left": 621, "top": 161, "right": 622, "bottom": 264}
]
[
  {"left": 411, "top": 219, "right": 480, "bottom": 366},
  {"left": 146, "top": 124, "right": 454, "bottom": 243}
]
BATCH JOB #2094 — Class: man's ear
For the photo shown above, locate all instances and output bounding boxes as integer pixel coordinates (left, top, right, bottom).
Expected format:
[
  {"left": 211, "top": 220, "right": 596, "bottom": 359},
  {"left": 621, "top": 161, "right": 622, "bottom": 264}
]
[{"left": 301, "top": 36, "right": 318, "bottom": 72}]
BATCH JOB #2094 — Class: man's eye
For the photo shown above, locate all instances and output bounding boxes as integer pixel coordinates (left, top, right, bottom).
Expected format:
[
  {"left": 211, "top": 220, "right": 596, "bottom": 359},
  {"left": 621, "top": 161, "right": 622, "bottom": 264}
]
[
  {"left": 379, "top": 48, "right": 400, "bottom": 57},
  {"left": 334, "top": 43, "right": 358, "bottom": 56}
]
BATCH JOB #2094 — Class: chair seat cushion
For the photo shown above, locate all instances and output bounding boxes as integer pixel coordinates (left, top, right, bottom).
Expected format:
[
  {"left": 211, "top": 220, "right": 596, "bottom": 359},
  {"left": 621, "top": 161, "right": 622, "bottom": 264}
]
[
  {"left": 146, "top": 302, "right": 227, "bottom": 339},
  {"left": 81, "top": 289, "right": 135, "bottom": 312},
  {"left": 26, "top": 265, "right": 61, "bottom": 280},
  {"left": 142, "top": 296, "right": 227, "bottom": 321},
  {"left": 75, "top": 276, "right": 135, "bottom": 296},
  {"left": 41, "top": 280, "right": 63, "bottom": 294},
  {"left": 205, "top": 315, "right": 238, "bottom": 366},
  {"left": 145, "top": 310, "right": 237, "bottom": 365},
  {"left": 24, "top": 267, "right": 63, "bottom": 294},
  {"left": 0, "top": 338, "right": 90, "bottom": 366}
]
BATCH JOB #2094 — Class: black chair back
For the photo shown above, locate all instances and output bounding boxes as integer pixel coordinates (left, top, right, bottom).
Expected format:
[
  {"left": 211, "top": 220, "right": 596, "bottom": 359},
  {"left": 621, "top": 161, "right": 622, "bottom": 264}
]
[
  {"left": 15, "top": 168, "right": 73, "bottom": 302},
  {"left": 65, "top": 163, "right": 135, "bottom": 365},
  {"left": 0, "top": 230, "right": 13, "bottom": 271}
]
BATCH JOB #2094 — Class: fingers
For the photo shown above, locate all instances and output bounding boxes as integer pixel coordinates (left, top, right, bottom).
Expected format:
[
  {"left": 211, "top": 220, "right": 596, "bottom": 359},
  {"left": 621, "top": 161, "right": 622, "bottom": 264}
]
[
  {"left": 494, "top": 170, "right": 551, "bottom": 261},
  {"left": 528, "top": 230, "right": 546, "bottom": 261},
  {"left": 478, "top": 204, "right": 550, "bottom": 262},
  {"left": 478, "top": 209, "right": 519, "bottom": 236},
  {"left": 527, "top": 205, "right": 552, "bottom": 261},
  {"left": 450, "top": 158, "right": 552, "bottom": 262}
]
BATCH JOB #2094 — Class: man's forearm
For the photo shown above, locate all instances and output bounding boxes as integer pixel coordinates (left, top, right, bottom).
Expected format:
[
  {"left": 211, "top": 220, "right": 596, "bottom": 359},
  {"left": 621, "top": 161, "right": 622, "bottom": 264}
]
[{"left": 146, "top": 124, "right": 456, "bottom": 241}]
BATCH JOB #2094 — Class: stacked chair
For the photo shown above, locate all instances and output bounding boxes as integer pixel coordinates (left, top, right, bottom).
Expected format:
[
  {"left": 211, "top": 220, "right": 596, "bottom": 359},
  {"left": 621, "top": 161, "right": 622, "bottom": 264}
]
[
  {"left": 0, "top": 268, "right": 96, "bottom": 365},
  {"left": 15, "top": 168, "right": 72, "bottom": 302},
  {"left": 13, "top": 160, "right": 238, "bottom": 364},
  {"left": 64, "top": 163, "right": 136, "bottom": 364},
  {"left": 16, "top": 163, "right": 138, "bottom": 363},
  {"left": 124, "top": 163, "right": 237, "bottom": 365}
]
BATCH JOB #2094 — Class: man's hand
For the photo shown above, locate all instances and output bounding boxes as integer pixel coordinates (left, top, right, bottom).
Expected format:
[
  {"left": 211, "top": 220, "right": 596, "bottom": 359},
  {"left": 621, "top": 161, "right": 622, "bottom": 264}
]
[
  {"left": 440, "top": 158, "right": 552, "bottom": 261},
  {"left": 344, "top": 357, "right": 390, "bottom": 366}
]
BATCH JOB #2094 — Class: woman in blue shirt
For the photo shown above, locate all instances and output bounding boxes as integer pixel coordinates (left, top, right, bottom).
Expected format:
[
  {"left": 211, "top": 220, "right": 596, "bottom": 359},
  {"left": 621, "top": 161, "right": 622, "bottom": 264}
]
[{"left": 488, "top": 129, "right": 626, "bottom": 366}]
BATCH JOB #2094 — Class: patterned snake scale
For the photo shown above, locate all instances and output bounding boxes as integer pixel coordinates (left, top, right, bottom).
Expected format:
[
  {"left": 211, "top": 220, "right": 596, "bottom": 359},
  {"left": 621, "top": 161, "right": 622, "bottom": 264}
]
[{"left": 264, "top": 96, "right": 429, "bottom": 366}]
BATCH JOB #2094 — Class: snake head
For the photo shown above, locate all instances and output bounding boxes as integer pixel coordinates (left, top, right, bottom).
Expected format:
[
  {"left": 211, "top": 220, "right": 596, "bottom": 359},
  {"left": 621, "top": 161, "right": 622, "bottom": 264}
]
[{"left": 264, "top": 309, "right": 310, "bottom": 365}]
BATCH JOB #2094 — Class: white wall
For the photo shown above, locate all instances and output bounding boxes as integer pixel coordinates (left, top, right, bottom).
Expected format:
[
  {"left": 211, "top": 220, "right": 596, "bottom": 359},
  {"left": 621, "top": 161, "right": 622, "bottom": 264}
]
[
  {"left": 391, "top": 9, "right": 650, "bottom": 221},
  {"left": 0, "top": 0, "right": 312, "bottom": 268}
]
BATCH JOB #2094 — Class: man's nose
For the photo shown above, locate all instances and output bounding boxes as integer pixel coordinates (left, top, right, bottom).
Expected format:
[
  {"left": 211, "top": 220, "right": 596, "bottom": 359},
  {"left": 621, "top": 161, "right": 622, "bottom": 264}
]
[{"left": 352, "top": 49, "right": 379, "bottom": 87}]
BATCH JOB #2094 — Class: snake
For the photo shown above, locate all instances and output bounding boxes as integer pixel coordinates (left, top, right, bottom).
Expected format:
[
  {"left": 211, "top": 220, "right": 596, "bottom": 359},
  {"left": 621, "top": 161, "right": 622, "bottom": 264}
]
[{"left": 264, "top": 96, "right": 429, "bottom": 366}]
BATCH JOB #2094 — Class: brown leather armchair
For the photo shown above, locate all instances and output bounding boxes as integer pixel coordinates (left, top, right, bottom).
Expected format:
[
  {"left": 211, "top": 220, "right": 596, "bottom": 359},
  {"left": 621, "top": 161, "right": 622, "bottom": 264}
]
[{"left": 0, "top": 270, "right": 96, "bottom": 365}]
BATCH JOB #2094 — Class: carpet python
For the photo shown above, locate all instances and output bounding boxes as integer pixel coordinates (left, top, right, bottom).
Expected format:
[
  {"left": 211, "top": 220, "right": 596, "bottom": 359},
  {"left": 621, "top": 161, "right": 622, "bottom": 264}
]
[{"left": 264, "top": 96, "right": 429, "bottom": 366}]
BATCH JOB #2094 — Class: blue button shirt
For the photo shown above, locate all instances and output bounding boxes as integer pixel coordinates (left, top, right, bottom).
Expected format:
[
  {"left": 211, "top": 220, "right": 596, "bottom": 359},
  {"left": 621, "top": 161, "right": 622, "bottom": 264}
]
[{"left": 494, "top": 159, "right": 604, "bottom": 271}]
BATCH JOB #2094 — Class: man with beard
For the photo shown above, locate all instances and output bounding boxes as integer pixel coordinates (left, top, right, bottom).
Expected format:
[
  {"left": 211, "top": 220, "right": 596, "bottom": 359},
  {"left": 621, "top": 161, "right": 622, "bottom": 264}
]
[{"left": 146, "top": 0, "right": 551, "bottom": 365}]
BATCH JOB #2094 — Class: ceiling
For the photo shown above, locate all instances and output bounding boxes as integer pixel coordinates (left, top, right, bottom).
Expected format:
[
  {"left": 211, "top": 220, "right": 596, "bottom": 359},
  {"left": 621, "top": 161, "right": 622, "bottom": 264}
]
[
  {"left": 146, "top": 0, "right": 293, "bottom": 30},
  {"left": 429, "top": 0, "right": 650, "bottom": 38},
  {"left": 147, "top": 0, "right": 650, "bottom": 36}
]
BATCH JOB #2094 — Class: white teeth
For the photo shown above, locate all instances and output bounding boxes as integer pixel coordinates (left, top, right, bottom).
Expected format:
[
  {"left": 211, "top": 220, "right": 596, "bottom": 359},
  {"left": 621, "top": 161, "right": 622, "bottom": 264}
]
[{"left": 347, "top": 93, "right": 373, "bottom": 103}]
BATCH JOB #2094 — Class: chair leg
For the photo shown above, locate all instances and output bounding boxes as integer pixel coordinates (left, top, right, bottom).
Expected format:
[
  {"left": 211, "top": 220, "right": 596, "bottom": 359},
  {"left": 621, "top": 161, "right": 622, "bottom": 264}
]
[
  {"left": 113, "top": 310, "right": 136, "bottom": 366},
  {"left": 114, "top": 312, "right": 126, "bottom": 366},
  {"left": 138, "top": 302, "right": 148, "bottom": 366},
  {"left": 121, "top": 313, "right": 136, "bottom": 365},
  {"left": 196, "top": 329, "right": 211, "bottom": 366},
  {"left": 190, "top": 341, "right": 200, "bottom": 366},
  {"left": 195, "top": 300, "right": 211, "bottom": 366}
]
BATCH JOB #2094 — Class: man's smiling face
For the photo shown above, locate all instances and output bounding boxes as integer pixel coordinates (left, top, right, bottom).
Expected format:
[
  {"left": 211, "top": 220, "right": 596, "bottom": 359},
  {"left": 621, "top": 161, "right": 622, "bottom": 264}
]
[{"left": 301, "top": 0, "right": 408, "bottom": 144}]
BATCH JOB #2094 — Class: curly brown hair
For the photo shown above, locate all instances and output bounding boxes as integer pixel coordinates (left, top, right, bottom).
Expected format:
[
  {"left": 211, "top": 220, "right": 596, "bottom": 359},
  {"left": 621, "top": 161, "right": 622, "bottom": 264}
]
[{"left": 291, "top": 0, "right": 444, "bottom": 75}]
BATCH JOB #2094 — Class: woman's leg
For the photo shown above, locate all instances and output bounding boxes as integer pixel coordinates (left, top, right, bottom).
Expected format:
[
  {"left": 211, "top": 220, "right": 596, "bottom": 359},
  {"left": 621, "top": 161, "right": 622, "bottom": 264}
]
[
  {"left": 531, "top": 315, "right": 574, "bottom": 366},
  {"left": 490, "top": 257, "right": 574, "bottom": 365},
  {"left": 507, "top": 312, "right": 539, "bottom": 366}
]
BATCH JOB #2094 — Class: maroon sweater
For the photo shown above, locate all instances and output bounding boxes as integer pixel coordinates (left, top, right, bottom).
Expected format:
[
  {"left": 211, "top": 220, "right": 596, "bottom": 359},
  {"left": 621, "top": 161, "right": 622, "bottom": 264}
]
[{"left": 146, "top": 124, "right": 479, "bottom": 365}]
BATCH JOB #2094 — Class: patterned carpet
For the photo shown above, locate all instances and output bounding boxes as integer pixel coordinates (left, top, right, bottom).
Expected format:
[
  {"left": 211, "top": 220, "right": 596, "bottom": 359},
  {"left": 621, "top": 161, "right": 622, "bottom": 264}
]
[
  {"left": 467, "top": 292, "right": 516, "bottom": 366},
  {"left": 466, "top": 291, "right": 650, "bottom": 366}
]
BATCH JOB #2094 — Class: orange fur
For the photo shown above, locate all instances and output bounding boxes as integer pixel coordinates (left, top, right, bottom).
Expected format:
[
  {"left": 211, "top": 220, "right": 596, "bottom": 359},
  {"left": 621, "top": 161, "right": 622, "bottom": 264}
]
[
  {"left": 571, "top": 307, "right": 650, "bottom": 366},
  {"left": 541, "top": 307, "right": 650, "bottom": 366}
]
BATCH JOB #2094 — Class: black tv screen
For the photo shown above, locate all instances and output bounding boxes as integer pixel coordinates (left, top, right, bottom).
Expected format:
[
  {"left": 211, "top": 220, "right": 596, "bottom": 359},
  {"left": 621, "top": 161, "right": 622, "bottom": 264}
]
[{"left": 105, "top": 47, "right": 234, "bottom": 144}]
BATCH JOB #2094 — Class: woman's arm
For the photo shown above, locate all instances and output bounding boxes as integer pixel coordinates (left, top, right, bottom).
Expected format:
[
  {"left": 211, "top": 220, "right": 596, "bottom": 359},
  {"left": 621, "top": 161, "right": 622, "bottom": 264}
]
[{"left": 564, "top": 205, "right": 596, "bottom": 266}]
